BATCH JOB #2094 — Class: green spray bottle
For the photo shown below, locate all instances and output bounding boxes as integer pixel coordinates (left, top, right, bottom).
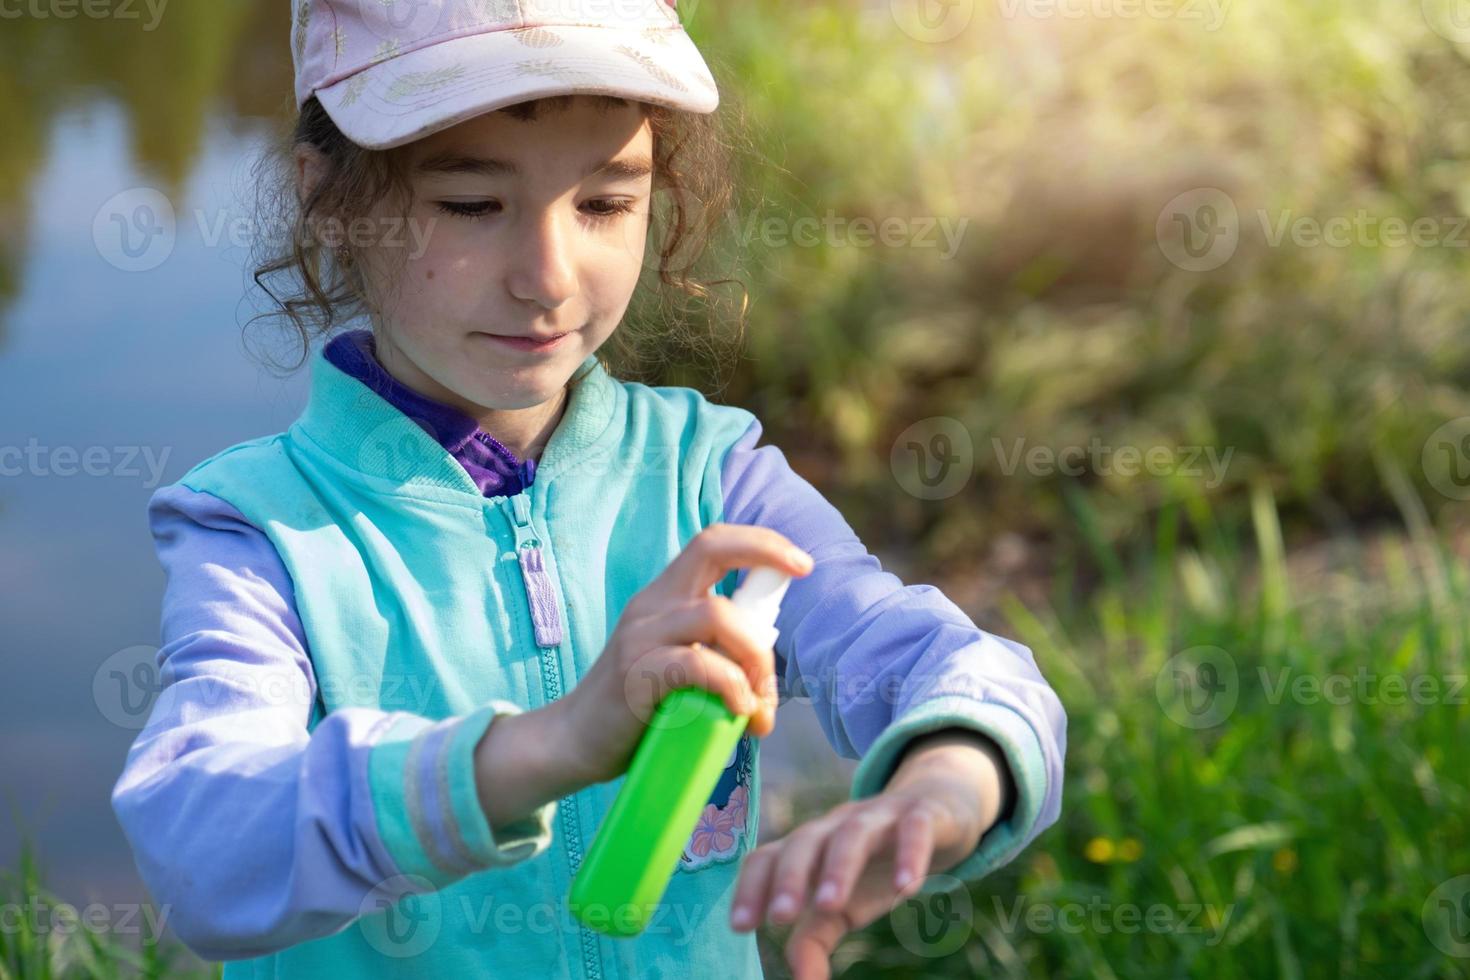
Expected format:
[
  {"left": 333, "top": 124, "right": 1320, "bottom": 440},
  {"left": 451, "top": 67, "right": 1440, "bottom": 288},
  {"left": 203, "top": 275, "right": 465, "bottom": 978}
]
[{"left": 568, "top": 565, "right": 792, "bottom": 937}]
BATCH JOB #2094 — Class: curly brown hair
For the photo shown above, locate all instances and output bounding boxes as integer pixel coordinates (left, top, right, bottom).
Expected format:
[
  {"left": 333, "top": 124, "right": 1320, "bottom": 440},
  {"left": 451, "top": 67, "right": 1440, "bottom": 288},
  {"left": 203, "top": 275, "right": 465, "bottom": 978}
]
[{"left": 245, "top": 91, "right": 753, "bottom": 388}]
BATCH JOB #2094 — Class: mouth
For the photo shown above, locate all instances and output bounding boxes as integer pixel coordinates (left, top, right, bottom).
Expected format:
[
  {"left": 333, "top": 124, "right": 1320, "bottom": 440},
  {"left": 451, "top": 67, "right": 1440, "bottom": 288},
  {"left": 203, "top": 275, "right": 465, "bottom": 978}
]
[{"left": 471, "top": 330, "right": 573, "bottom": 354}]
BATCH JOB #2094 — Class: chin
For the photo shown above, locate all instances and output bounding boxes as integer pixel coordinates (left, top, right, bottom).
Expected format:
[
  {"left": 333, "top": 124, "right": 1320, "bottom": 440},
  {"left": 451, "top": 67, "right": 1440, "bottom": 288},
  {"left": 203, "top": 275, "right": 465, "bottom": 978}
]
[{"left": 466, "top": 372, "right": 570, "bottom": 410}]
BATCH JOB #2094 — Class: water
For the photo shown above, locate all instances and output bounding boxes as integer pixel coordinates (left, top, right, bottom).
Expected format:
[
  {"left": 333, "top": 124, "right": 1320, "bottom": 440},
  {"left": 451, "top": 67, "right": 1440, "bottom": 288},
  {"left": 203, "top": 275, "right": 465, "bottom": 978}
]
[{"left": 0, "top": 3, "right": 851, "bottom": 910}]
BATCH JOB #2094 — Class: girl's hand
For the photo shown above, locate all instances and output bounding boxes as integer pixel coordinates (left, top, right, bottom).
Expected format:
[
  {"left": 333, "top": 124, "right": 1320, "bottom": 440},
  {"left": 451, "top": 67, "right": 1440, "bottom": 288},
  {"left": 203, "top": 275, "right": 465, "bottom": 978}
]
[
  {"left": 729, "top": 732, "right": 1012, "bottom": 980},
  {"left": 559, "top": 523, "right": 814, "bottom": 786}
]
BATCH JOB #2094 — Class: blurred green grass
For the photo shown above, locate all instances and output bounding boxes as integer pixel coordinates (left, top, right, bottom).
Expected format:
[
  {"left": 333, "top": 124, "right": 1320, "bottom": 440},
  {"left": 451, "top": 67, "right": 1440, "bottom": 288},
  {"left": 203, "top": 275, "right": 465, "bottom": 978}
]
[
  {"left": 822, "top": 475, "right": 1469, "bottom": 977},
  {"left": 0, "top": 845, "right": 217, "bottom": 980}
]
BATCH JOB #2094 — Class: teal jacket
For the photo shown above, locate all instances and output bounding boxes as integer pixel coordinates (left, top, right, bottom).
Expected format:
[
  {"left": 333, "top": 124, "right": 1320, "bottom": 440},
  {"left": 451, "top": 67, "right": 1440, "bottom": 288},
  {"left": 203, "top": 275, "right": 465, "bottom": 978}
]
[{"left": 112, "top": 345, "right": 1067, "bottom": 978}]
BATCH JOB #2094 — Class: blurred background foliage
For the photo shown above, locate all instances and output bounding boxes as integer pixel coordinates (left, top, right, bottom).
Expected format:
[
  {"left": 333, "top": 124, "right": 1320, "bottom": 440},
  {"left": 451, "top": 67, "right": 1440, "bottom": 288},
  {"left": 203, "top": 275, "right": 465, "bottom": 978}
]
[
  {"left": 2, "top": 0, "right": 1468, "bottom": 976},
  {"left": 687, "top": 0, "right": 1470, "bottom": 574},
  {"left": 3, "top": 0, "right": 1470, "bottom": 565}
]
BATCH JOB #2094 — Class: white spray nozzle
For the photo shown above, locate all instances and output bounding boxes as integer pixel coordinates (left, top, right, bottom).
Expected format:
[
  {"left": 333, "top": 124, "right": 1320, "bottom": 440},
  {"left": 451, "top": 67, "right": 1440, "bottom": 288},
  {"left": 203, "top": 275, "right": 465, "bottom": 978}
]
[{"left": 730, "top": 565, "right": 792, "bottom": 652}]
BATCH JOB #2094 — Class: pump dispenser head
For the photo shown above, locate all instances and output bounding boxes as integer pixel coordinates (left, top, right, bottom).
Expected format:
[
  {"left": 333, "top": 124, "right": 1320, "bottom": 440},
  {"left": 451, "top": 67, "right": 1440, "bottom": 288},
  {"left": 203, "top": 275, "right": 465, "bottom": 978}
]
[{"left": 729, "top": 566, "right": 791, "bottom": 653}]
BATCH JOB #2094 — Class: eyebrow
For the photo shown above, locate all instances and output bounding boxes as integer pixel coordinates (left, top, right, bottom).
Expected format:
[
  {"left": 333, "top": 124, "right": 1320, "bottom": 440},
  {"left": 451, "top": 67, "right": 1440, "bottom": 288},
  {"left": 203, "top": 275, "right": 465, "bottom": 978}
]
[{"left": 412, "top": 152, "right": 654, "bottom": 182}]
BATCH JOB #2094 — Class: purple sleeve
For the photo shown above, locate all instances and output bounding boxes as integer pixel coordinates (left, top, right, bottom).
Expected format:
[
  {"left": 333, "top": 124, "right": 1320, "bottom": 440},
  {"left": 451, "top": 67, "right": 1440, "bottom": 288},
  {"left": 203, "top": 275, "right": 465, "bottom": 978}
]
[
  {"left": 110, "top": 485, "right": 553, "bottom": 960},
  {"left": 720, "top": 416, "right": 1067, "bottom": 891}
]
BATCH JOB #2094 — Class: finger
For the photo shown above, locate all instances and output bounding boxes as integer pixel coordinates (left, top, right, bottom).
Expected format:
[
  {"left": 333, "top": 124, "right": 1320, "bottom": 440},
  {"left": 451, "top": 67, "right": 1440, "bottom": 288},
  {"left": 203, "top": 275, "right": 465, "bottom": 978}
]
[
  {"left": 747, "top": 667, "right": 780, "bottom": 738},
  {"left": 785, "top": 909, "right": 849, "bottom": 980},
  {"left": 649, "top": 523, "right": 814, "bottom": 604},
  {"left": 813, "top": 805, "right": 899, "bottom": 912},
  {"left": 624, "top": 643, "right": 759, "bottom": 726},
  {"left": 892, "top": 803, "right": 937, "bottom": 897},
  {"left": 644, "top": 595, "right": 777, "bottom": 710},
  {"left": 765, "top": 822, "right": 834, "bottom": 926},
  {"left": 730, "top": 843, "right": 781, "bottom": 933}
]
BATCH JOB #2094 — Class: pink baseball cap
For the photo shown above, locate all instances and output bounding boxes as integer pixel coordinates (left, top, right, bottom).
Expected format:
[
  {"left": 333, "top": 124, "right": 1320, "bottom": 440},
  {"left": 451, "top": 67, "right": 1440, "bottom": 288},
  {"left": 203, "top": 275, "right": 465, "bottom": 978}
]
[{"left": 290, "top": 0, "right": 721, "bottom": 150}]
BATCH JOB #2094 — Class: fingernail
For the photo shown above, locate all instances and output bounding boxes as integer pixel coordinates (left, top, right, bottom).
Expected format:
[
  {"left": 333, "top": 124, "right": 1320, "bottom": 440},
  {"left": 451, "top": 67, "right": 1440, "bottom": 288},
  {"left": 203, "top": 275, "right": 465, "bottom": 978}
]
[
  {"left": 731, "top": 905, "right": 753, "bottom": 929},
  {"left": 895, "top": 870, "right": 914, "bottom": 890},
  {"left": 771, "top": 893, "right": 797, "bottom": 919},
  {"left": 816, "top": 881, "right": 838, "bottom": 905},
  {"left": 788, "top": 549, "right": 813, "bottom": 569}
]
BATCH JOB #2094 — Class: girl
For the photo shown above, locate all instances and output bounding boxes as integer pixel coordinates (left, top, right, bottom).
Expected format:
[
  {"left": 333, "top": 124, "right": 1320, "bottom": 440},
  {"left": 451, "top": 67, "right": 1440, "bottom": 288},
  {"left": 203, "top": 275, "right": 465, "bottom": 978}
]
[{"left": 112, "top": 1, "right": 1067, "bottom": 977}]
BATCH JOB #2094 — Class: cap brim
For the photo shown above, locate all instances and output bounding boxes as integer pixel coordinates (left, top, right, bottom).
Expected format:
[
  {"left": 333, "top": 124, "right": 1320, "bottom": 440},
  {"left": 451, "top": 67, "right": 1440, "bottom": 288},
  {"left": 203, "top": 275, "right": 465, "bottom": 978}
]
[{"left": 315, "top": 24, "right": 720, "bottom": 150}]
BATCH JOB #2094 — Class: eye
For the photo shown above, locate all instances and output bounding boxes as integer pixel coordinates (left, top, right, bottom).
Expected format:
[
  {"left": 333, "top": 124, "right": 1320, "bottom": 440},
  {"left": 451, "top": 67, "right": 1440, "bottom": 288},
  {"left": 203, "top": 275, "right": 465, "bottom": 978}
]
[
  {"left": 432, "top": 198, "right": 639, "bottom": 222},
  {"left": 435, "top": 200, "right": 500, "bottom": 220},
  {"left": 582, "top": 198, "right": 638, "bottom": 221}
]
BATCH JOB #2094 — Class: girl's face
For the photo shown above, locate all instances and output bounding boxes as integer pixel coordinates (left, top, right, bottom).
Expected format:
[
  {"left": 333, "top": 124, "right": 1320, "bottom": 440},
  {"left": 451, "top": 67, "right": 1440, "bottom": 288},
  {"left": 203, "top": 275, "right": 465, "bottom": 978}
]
[{"left": 355, "top": 96, "right": 653, "bottom": 416}]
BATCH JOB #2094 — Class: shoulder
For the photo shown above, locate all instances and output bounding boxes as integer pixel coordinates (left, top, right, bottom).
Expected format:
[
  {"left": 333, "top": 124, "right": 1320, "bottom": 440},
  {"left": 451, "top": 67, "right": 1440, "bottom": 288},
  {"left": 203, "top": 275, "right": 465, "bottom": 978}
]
[
  {"left": 152, "top": 430, "right": 313, "bottom": 529},
  {"left": 173, "top": 433, "right": 292, "bottom": 491},
  {"left": 612, "top": 377, "right": 759, "bottom": 458},
  {"left": 146, "top": 482, "right": 282, "bottom": 568}
]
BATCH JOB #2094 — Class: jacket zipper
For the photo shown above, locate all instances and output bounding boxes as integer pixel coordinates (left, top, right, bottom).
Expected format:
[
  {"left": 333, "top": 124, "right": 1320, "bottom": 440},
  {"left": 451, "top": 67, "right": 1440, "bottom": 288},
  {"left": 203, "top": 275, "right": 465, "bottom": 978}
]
[
  {"left": 499, "top": 491, "right": 603, "bottom": 980},
  {"left": 506, "top": 492, "right": 564, "bottom": 647}
]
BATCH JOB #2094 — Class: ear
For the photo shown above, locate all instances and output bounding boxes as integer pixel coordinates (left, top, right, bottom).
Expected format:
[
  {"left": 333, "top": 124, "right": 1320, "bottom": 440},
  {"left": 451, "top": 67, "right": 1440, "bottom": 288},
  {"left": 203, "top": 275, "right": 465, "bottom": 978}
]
[{"left": 294, "top": 142, "right": 331, "bottom": 206}]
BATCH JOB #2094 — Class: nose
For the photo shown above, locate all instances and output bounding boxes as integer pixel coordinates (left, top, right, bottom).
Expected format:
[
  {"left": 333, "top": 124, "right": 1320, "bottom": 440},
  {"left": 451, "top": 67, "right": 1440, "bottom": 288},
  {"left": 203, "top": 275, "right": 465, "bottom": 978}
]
[{"left": 505, "top": 205, "right": 578, "bottom": 311}]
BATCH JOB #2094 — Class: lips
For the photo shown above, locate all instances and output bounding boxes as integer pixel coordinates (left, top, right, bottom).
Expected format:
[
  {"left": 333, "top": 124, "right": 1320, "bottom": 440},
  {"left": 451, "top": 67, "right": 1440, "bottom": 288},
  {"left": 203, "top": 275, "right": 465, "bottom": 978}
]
[
  {"left": 473, "top": 330, "right": 572, "bottom": 353},
  {"left": 474, "top": 330, "right": 568, "bottom": 342}
]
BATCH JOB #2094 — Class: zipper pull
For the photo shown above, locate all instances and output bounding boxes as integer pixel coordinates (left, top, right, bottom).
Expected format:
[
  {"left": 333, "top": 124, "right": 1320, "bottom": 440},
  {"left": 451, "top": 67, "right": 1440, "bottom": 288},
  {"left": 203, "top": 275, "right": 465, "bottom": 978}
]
[{"left": 507, "top": 493, "right": 564, "bottom": 648}]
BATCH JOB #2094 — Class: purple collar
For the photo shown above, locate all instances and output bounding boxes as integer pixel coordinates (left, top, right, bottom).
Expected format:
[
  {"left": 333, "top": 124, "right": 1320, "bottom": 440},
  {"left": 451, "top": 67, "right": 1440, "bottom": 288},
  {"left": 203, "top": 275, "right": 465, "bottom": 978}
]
[{"left": 323, "top": 328, "right": 536, "bottom": 496}]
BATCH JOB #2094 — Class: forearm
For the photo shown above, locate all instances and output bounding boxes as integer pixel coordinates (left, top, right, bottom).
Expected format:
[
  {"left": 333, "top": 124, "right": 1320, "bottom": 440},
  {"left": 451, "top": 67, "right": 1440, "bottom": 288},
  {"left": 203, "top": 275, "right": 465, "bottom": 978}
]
[{"left": 473, "top": 699, "right": 593, "bottom": 833}]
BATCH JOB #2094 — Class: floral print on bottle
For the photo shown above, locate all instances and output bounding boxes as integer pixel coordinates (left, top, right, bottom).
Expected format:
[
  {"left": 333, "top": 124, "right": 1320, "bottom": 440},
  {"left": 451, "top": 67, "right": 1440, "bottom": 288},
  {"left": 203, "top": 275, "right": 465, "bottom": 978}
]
[{"left": 677, "top": 732, "right": 754, "bottom": 871}]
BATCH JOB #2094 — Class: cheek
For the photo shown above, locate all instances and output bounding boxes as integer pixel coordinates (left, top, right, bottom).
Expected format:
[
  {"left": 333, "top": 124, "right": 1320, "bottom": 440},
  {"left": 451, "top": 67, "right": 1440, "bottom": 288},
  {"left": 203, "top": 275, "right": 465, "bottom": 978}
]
[
  {"left": 583, "top": 252, "right": 644, "bottom": 318},
  {"left": 400, "top": 223, "right": 480, "bottom": 304}
]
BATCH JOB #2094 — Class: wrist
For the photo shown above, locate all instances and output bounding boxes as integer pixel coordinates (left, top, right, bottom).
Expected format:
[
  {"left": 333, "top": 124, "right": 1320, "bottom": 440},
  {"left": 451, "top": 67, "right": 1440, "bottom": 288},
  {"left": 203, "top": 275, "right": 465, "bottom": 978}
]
[
  {"left": 886, "top": 728, "right": 1014, "bottom": 856},
  {"left": 542, "top": 692, "right": 609, "bottom": 787},
  {"left": 473, "top": 700, "right": 594, "bottom": 832}
]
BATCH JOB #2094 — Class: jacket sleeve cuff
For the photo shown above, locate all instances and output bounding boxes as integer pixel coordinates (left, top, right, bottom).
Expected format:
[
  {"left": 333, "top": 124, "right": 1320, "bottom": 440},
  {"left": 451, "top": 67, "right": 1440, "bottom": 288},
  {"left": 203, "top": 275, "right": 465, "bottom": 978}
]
[
  {"left": 848, "top": 694, "right": 1047, "bottom": 898},
  {"left": 367, "top": 700, "right": 558, "bottom": 889}
]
